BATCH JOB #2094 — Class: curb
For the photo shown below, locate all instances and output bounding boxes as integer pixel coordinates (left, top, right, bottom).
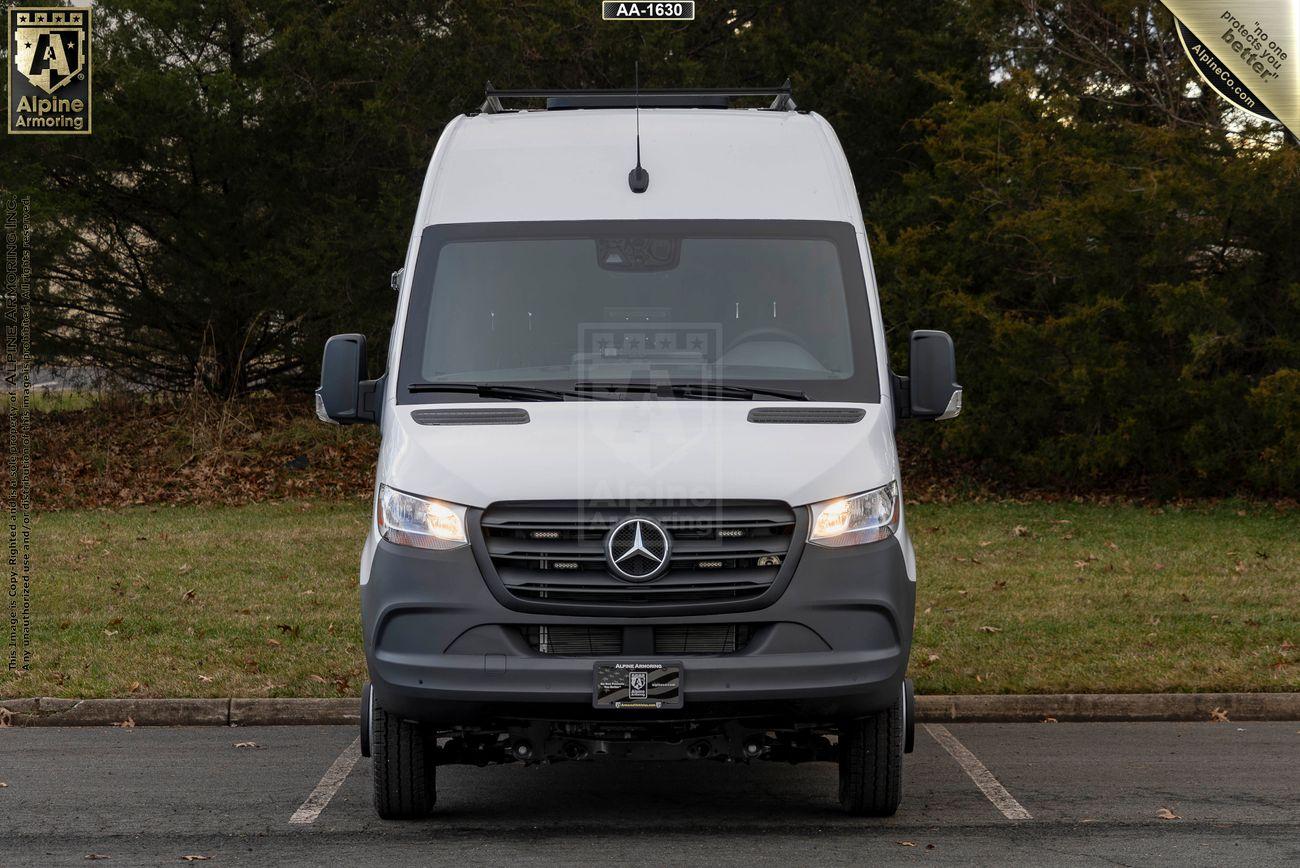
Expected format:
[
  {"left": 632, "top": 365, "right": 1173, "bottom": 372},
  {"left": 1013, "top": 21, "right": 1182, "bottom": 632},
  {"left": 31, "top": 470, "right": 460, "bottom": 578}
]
[
  {"left": 2, "top": 693, "right": 1297, "bottom": 727},
  {"left": 0, "top": 697, "right": 358, "bottom": 727},
  {"left": 914, "top": 692, "right": 1300, "bottom": 722}
]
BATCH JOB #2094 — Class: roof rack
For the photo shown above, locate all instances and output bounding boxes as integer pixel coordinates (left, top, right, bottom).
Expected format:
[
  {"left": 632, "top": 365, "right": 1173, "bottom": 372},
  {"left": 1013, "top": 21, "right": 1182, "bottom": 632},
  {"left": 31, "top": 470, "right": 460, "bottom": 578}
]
[{"left": 478, "top": 79, "right": 797, "bottom": 114}]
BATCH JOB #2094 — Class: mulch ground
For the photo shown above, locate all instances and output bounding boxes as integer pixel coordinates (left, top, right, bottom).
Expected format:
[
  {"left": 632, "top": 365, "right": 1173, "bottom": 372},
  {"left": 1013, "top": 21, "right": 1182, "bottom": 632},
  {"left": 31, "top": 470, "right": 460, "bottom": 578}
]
[{"left": 18, "top": 395, "right": 378, "bottom": 511}]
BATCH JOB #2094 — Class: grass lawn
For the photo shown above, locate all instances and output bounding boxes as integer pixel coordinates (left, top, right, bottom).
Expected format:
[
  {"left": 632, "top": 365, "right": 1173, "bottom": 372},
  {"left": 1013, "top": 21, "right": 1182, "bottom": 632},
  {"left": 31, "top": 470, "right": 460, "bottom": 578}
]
[{"left": 3, "top": 499, "right": 1296, "bottom": 699}]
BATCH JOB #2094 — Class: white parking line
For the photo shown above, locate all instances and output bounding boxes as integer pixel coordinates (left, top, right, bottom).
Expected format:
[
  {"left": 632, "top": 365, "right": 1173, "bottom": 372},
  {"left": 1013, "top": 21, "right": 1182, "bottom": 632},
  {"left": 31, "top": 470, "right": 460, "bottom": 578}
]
[
  {"left": 289, "top": 737, "right": 361, "bottom": 825},
  {"left": 924, "top": 724, "right": 1032, "bottom": 820}
]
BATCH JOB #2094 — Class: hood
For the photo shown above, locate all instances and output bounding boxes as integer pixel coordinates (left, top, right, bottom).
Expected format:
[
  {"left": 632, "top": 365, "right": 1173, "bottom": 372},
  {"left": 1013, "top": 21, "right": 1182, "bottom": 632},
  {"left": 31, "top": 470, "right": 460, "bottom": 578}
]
[{"left": 377, "top": 401, "right": 897, "bottom": 508}]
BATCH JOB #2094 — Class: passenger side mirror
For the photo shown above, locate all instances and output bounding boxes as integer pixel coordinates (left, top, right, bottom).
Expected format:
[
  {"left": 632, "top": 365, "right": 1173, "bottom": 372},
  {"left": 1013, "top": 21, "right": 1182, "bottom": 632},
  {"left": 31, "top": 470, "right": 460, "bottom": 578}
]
[
  {"left": 906, "top": 330, "right": 962, "bottom": 421},
  {"left": 316, "top": 333, "right": 380, "bottom": 425}
]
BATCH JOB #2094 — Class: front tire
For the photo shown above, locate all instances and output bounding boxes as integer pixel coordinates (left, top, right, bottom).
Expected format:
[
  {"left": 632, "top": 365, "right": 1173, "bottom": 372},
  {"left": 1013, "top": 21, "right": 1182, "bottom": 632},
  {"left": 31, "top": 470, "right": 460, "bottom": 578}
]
[
  {"left": 838, "top": 689, "right": 904, "bottom": 816},
  {"left": 371, "top": 698, "right": 436, "bottom": 820}
]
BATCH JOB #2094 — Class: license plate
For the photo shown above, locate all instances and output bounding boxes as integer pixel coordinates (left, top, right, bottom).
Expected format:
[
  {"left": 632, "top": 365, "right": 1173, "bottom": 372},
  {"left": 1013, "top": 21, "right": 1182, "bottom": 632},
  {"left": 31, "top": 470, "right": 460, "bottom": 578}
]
[{"left": 593, "top": 661, "right": 683, "bottom": 709}]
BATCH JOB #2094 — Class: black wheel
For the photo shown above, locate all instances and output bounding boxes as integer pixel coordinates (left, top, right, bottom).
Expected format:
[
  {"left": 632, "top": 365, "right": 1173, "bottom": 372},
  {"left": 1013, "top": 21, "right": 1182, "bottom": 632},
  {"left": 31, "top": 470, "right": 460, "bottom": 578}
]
[
  {"left": 371, "top": 698, "right": 436, "bottom": 820},
  {"left": 838, "top": 688, "right": 904, "bottom": 817}
]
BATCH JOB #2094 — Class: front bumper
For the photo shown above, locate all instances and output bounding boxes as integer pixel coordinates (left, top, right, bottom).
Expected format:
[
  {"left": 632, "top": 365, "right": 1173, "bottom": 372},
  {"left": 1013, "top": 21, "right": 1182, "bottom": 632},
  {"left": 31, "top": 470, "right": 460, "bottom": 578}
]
[{"left": 362, "top": 534, "right": 914, "bottom": 727}]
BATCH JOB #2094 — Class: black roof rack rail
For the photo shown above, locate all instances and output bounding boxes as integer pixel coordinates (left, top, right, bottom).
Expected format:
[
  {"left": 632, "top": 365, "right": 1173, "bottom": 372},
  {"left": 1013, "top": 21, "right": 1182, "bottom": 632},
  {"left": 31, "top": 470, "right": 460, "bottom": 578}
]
[{"left": 478, "top": 79, "right": 797, "bottom": 114}]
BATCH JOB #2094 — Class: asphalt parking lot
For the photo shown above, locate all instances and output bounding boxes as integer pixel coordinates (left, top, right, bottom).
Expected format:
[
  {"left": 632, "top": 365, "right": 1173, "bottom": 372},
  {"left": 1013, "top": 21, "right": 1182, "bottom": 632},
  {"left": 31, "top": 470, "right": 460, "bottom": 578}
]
[{"left": 1, "top": 722, "right": 1297, "bottom": 866}]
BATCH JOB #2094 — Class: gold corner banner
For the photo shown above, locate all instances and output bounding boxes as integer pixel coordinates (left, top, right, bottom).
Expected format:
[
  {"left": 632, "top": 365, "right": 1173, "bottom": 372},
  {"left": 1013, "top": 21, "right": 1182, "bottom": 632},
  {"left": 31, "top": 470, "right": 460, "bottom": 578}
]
[{"left": 1161, "top": 1, "right": 1297, "bottom": 134}]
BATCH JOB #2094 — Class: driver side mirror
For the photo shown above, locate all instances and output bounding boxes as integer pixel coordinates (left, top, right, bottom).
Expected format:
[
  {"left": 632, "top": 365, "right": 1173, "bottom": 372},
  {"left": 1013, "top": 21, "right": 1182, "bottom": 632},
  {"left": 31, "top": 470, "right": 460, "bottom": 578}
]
[
  {"left": 316, "top": 333, "right": 380, "bottom": 425},
  {"left": 904, "top": 330, "right": 962, "bottom": 421}
]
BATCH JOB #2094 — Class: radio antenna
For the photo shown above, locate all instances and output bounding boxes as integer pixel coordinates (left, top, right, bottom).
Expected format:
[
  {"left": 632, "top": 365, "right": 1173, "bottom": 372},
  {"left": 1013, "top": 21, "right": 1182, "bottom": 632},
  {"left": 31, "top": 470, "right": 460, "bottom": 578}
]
[{"left": 628, "top": 61, "right": 650, "bottom": 193}]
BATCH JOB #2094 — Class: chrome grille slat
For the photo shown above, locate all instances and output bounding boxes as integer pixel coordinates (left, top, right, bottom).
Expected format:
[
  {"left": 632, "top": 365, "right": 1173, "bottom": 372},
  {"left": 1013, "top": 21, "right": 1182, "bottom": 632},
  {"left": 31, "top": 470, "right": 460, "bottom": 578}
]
[
  {"left": 496, "top": 566, "right": 778, "bottom": 588},
  {"left": 512, "top": 581, "right": 767, "bottom": 595}
]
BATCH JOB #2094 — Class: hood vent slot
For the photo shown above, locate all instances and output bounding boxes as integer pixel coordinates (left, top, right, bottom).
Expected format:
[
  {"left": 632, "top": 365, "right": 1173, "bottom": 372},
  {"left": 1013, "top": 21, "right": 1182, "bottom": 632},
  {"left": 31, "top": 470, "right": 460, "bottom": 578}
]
[
  {"left": 411, "top": 408, "right": 530, "bottom": 426},
  {"left": 747, "top": 407, "right": 865, "bottom": 424}
]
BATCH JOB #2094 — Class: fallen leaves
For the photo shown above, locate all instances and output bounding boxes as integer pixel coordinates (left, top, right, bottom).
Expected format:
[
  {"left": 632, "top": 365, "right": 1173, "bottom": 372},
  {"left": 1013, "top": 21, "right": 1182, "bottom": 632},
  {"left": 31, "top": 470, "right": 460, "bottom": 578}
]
[
  {"left": 979, "top": 625, "right": 1002, "bottom": 634},
  {"left": 1156, "top": 807, "right": 1181, "bottom": 820},
  {"left": 0, "top": 781, "right": 9, "bottom": 787},
  {"left": 12, "top": 396, "right": 380, "bottom": 512},
  {"left": 233, "top": 741, "right": 262, "bottom": 749},
  {"left": 179, "top": 856, "right": 211, "bottom": 862},
  {"left": 1012, "top": 525, "right": 1030, "bottom": 538},
  {"left": 1209, "top": 707, "right": 1230, "bottom": 723},
  {"left": 896, "top": 841, "right": 916, "bottom": 847},
  {"left": 113, "top": 717, "right": 135, "bottom": 728},
  {"left": 0, "top": 708, "right": 12, "bottom": 727}
]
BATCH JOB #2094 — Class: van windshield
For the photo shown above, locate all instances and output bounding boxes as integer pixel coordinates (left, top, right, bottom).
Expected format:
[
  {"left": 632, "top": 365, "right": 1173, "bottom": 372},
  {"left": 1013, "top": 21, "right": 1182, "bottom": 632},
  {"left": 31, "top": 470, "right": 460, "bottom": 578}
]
[{"left": 397, "top": 221, "right": 880, "bottom": 403}]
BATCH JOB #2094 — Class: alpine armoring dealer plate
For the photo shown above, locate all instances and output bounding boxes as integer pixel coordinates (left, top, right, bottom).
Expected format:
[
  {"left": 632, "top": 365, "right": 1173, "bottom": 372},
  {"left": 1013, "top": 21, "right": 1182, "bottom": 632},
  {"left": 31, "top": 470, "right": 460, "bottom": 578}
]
[{"left": 593, "top": 661, "right": 683, "bottom": 709}]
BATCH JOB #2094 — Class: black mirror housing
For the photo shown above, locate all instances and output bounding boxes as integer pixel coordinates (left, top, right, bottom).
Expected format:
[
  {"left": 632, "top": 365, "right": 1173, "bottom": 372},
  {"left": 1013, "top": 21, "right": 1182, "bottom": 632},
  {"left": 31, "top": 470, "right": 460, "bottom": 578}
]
[
  {"left": 906, "top": 330, "right": 962, "bottom": 421},
  {"left": 316, "top": 333, "right": 380, "bottom": 425}
]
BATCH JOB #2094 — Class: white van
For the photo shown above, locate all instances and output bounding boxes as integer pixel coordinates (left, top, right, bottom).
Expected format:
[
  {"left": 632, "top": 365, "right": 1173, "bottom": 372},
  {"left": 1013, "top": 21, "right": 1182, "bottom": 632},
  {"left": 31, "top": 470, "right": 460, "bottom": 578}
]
[{"left": 317, "top": 84, "right": 961, "bottom": 819}]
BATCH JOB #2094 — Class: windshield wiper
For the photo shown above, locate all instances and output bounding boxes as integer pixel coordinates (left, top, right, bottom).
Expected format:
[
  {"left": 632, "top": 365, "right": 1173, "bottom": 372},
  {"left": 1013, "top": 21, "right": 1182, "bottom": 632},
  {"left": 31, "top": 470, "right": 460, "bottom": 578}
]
[
  {"left": 407, "top": 382, "right": 605, "bottom": 401},
  {"left": 573, "top": 382, "right": 808, "bottom": 401}
]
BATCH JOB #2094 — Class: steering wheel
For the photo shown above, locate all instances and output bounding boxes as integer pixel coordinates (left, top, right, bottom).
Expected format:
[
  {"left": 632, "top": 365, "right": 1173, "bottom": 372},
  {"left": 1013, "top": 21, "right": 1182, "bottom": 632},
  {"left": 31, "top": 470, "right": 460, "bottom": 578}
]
[{"left": 723, "top": 326, "right": 813, "bottom": 355}]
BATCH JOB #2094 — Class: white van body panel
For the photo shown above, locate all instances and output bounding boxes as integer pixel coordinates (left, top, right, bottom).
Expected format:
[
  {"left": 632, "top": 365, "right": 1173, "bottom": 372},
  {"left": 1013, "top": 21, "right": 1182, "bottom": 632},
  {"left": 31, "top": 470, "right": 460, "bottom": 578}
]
[
  {"left": 419, "top": 110, "right": 865, "bottom": 227},
  {"left": 364, "top": 107, "right": 917, "bottom": 585},
  {"left": 381, "top": 401, "right": 895, "bottom": 508},
  {"left": 387, "top": 110, "right": 887, "bottom": 410},
  {"left": 364, "top": 400, "right": 915, "bottom": 585}
]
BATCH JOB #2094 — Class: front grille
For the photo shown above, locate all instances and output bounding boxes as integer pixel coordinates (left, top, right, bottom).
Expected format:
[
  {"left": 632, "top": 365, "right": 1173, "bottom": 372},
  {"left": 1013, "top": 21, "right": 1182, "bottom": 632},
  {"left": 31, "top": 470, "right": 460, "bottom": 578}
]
[
  {"left": 654, "top": 624, "right": 752, "bottom": 654},
  {"left": 479, "top": 500, "right": 796, "bottom": 609},
  {"left": 521, "top": 625, "right": 622, "bottom": 655},
  {"left": 521, "top": 624, "right": 754, "bottom": 655}
]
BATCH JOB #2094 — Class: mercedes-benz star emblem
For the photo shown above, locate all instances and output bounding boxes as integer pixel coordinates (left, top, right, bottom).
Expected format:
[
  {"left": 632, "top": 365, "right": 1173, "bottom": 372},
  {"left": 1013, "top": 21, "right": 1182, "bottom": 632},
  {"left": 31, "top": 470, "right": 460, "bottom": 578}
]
[{"left": 604, "top": 517, "right": 672, "bottom": 583}]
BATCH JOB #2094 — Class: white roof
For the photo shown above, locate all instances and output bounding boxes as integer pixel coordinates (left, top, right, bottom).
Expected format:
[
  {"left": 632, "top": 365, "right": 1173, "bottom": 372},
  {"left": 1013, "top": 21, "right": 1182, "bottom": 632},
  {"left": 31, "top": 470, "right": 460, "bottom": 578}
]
[{"left": 418, "top": 109, "right": 864, "bottom": 229}]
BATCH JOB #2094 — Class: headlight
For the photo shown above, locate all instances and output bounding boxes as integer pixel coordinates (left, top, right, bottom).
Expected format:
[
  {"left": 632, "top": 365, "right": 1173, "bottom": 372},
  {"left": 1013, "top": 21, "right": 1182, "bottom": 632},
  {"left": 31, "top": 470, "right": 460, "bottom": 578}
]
[
  {"left": 377, "top": 484, "right": 468, "bottom": 550},
  {"left": 807, "top": 482, "right": 899, "bottom": 547}
]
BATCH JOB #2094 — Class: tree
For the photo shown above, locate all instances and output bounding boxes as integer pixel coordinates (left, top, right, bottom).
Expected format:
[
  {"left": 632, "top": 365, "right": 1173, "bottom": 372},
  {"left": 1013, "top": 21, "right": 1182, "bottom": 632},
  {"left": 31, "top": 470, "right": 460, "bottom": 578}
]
[
  {"left": 4, "top": 0, "right": 985, "bottom": 394},
  {"left": 872, "top": 2, "right": 1300, "bottom": 493}
]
